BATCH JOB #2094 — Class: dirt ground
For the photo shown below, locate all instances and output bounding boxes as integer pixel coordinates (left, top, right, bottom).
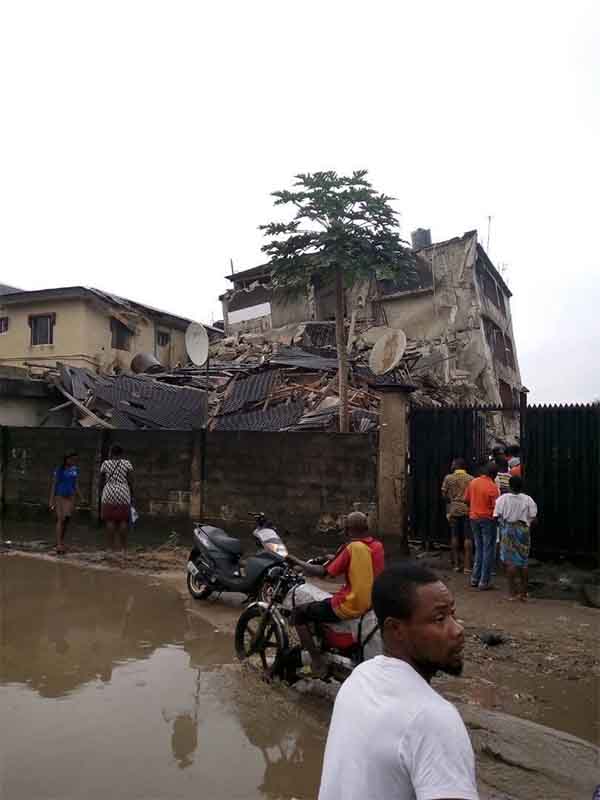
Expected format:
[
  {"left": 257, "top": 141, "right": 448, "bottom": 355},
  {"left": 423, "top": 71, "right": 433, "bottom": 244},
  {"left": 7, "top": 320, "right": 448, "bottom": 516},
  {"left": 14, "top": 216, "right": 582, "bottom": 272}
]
[
  {"left": 3, "top": 538, "right": 600, "bottom": 799},
  {"left": 7, "top": 537, "right": 598, "bottom": 743}
]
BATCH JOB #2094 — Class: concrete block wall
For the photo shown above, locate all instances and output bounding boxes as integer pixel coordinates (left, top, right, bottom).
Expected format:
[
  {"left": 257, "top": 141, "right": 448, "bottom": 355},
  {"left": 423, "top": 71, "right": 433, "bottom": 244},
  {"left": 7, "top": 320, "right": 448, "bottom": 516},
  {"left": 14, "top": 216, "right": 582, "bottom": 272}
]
[
  {"left": 204, "top": 431, "right": 378, "bottom": 535},
  {"left": 4, "top": 428, "right": 99, "bottom": 512},
  {"left": 104, "top": 430, "right": 192, "bottom": 517},
  {"left": 0, "top": 427, "right": 379, "bottom": 535}
]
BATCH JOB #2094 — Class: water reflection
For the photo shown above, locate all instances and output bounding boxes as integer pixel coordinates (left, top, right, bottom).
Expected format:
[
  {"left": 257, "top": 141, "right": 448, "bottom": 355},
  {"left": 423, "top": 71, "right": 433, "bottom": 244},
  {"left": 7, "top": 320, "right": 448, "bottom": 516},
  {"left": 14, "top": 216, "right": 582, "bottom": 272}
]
[
  {"left": 237, "top": 698, "right": 326, "bottom": 799},
  {"left": 1, "top": 555, "right": 230, "bottom": 697},
  {"left": 1, "top": 556, "right": 325, "bottom": 799}
]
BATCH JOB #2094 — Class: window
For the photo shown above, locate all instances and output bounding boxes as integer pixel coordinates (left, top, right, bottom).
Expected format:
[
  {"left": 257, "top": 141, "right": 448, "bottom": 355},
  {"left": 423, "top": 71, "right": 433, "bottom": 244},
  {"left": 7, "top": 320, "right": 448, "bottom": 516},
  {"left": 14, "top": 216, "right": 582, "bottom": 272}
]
[
  {"left": 479, "top": 264, "right": 506, "bottom": 316},
  {"left": 483, "top": 317, "right": 515, "bottom": 369},
  {"left": 499, "top": 380, "right": 514, "bottom": 409},
  {"left": 0, "top": 317, "right": 8, "bottom": 334},
  {"left": 496, "top": 289, "right": 507, "bottom": 316},
  {"left": 29, "top": 314, "right": 55, "bottom": 345},
  {"left": 156, "top": 330, "right": 170, "bottom": 347},
  {"left": 111, "top": 318, "right": 132, "bottom": 351},
  {"left": 504, "top": 335, "right": 515, "bottom": 369}
]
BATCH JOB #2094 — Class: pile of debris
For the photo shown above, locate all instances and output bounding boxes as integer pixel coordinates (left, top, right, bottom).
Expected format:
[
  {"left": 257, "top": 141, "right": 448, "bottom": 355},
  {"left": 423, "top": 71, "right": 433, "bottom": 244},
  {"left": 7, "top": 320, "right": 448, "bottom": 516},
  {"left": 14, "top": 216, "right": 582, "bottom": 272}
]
[
  {"left": 210, "top": 364, "right": 381, "bottom": 433},
  {"left": 38, "top": 365, "right": 208, "bottom": 430},
  {"left": 28, "top": 320, "right": 487, "bottom": 433},
  {"left": 202, "top": 321, "right": 486, "bottom": 432}
]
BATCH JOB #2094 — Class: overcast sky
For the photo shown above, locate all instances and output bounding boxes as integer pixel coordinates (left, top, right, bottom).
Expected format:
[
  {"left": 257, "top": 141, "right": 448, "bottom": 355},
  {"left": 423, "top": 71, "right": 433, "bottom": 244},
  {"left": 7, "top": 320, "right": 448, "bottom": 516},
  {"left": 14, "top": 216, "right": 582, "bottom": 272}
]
[{"left": 1, "top": 1, "right": 597, "bottom": 403}]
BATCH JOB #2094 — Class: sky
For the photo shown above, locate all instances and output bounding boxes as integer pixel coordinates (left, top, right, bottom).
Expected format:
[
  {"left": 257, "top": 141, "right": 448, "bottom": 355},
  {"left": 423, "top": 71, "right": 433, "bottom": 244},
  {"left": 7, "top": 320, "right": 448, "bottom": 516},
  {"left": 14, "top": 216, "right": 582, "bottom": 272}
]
[{"left": 1, "top": 1, "right": 598, "bottom": 404}]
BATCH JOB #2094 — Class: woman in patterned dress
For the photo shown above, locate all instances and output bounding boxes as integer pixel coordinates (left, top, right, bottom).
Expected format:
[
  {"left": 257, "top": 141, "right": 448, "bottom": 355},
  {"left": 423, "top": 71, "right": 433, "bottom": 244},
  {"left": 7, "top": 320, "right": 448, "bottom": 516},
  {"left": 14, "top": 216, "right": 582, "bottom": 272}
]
[
  {"left": 494, "top": 475, "right": 537, "bottom": 600},
  {"left": 100, "top": 444, "right": 134, "bottom": 554}
]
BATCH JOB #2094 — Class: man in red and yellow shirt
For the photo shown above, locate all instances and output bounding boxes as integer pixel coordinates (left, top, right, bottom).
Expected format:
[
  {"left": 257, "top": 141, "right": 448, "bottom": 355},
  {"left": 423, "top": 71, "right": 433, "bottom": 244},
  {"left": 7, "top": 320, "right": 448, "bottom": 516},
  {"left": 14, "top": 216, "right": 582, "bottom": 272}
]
[{"left": 288, "top": 511, "right": 384, "bottom": 675}]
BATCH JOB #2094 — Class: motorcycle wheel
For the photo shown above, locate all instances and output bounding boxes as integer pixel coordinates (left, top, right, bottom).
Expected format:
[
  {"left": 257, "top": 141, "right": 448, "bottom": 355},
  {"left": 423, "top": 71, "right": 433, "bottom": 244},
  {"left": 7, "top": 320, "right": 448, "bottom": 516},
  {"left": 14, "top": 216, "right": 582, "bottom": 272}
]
[
  {"left": 187, "top": 572, "right": 213, "bottom": 600},
  {"left": 235, "top": 605, "right": 288, "bottom": 675}
]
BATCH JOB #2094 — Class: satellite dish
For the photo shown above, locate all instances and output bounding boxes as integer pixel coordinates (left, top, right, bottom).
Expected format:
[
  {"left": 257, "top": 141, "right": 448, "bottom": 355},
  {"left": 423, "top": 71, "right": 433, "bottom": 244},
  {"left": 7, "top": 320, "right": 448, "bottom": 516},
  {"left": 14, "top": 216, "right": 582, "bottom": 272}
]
[
  {"left": 369, "top": 329, "right": 407, "bottom": 376},
  {"left": 185, "top": 322, "right": 209, "bottom": 367}
]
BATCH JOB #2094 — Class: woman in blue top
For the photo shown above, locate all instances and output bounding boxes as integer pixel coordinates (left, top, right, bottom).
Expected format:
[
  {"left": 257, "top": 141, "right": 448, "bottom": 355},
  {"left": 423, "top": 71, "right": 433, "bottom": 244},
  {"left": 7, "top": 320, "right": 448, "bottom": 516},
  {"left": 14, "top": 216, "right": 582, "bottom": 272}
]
[{"left": 49, "top": 451, "right": 80, "bottom": 554}]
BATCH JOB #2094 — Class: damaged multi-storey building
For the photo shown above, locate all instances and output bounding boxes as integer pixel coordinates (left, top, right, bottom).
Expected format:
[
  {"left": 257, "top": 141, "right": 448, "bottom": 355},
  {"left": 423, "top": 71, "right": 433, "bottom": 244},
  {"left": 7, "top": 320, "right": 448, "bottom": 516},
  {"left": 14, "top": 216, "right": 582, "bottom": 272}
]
[{"left": 219, "top": 229, "right": 523, "bottom": 420}]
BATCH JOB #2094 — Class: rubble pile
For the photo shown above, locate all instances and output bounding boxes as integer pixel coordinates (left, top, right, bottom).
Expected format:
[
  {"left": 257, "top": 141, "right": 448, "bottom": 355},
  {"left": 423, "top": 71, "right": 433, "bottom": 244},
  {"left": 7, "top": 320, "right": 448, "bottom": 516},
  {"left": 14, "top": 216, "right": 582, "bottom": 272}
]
[
  {"left": 33, "top": 364, "right": 209, "bottom": 430},
  {"left": 29, "top": 321, "right": 488, "bottom": 432}
]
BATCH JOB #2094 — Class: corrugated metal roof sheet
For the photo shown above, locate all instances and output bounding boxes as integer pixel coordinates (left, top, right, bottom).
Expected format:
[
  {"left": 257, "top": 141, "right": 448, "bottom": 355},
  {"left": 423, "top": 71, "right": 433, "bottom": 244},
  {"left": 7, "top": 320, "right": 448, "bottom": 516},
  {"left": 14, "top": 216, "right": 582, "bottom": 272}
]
[
  {"left": 269, "top": 347, "right": 338, "bottom": 372},
  {"left": 59, "top": 367, "right": 207, "bottom": 430},
  {"left": 220, "top": 370, "right": 281, "bottom": 415},
  {"left": 213, "top": 399, "right": 305, "bottom": 432},
  {"left": 0, "top": 283, "right": 21, "bottom": 295},
  {"left": 290, "top": 406, "right": 338, "bottom": 431}
]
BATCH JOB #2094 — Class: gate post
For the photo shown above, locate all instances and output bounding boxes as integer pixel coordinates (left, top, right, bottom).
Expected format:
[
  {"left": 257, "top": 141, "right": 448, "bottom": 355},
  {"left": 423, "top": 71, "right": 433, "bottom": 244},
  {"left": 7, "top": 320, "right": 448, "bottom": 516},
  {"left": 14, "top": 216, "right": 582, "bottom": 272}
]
[
  {"left": 189, "top": 429, "right": 205, "bottom": 521},
  {"left": 375, "top": 382, "right": 415, "bottom": 551},
  {"left": 519, "top": 388, "right": 529, "bottom": 474}
]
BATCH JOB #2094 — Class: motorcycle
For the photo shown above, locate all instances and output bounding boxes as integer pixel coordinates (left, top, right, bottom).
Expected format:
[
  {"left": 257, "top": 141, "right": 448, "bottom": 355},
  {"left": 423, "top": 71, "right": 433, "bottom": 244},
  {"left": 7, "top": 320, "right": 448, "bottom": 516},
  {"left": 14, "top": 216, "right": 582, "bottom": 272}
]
[
  {"left": 186, "top": 514, "right": 288, "bottom": 604},
  {"left": 234, "top": 561, "right": 381, "bottom": 684}
]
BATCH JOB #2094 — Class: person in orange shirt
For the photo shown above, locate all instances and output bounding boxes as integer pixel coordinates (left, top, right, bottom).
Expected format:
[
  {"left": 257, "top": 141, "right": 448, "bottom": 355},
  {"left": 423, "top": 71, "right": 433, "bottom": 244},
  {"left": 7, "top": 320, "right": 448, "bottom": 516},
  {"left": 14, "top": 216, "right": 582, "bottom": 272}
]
[{"left": 464, "top": 463, "right": 500, "bottom": 590}]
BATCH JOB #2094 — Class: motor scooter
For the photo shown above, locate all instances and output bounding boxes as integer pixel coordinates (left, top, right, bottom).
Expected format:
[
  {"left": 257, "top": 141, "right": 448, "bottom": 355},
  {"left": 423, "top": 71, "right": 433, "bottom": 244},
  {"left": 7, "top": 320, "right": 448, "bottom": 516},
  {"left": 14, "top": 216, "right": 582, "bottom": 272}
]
[{"left": 186, "top": 514, "right": 288, "bottom": 603}]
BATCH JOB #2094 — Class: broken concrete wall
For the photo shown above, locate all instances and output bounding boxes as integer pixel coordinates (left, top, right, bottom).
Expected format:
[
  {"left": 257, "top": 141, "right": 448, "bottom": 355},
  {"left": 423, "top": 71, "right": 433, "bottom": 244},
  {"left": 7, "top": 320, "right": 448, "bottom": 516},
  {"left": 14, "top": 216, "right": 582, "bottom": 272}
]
[
  {"left": 0, "top": 377, "right": 60, "bottom": 426},
  {"left": 380, "top": 235, "right": 479, "bottom": 337},
  {"left": 271, "top": 289, "right": 312, "bottom": 329},
  {"left": 373, "top": 232, "right": 522, "bottom": 420},
  {"left": 221, "top": 284, "right": 273, "bottom": 336}
]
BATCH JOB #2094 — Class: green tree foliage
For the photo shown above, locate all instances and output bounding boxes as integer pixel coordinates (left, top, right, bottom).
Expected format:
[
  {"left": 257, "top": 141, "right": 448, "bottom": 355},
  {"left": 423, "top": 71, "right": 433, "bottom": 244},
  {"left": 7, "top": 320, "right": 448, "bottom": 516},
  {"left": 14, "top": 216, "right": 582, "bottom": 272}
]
[{"left": 261, "top": 170, "right": 416, "bottom": 431}]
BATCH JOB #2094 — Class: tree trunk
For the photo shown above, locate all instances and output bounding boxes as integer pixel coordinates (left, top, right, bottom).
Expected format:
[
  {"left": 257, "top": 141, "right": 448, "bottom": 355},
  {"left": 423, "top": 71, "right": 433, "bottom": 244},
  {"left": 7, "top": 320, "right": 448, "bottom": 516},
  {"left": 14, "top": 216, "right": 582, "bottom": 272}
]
[{"left": 335, "top": 267, "right": 349, "bottom": 433}]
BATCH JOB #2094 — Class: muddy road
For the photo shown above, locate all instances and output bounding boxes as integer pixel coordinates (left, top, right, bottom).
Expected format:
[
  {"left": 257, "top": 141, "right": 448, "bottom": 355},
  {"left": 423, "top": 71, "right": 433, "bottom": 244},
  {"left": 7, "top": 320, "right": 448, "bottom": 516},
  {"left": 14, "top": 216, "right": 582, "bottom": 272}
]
[
  {"left": 1, "top": 555, "right": 328, "bottom": 800},
  {"left": 1, "top": 548, "right": 599, "bottom": 799}
]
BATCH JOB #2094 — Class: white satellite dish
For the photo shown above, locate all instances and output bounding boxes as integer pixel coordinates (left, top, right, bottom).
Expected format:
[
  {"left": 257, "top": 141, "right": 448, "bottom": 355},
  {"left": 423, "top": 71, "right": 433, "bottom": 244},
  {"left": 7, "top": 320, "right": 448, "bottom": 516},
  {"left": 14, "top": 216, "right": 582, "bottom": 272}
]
[
  {"left": 185, "top": 322, "right": 209, "bottom": 367},
  {"left": 369, "top": 329, "right": 407, "bottom": 376}
]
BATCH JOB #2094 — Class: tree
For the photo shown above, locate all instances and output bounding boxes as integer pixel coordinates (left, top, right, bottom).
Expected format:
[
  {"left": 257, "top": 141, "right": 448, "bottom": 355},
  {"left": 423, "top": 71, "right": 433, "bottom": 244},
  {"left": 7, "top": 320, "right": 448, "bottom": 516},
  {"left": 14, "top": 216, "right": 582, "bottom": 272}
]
[{"left": 261, "top": 170, "right": 416, "bottom": 432}]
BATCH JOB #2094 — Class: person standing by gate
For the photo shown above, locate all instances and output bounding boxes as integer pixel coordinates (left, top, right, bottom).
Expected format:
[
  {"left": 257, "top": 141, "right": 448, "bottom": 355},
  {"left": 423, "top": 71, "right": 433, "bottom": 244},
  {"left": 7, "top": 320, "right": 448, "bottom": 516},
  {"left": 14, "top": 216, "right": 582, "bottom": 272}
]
[
  {"left": 494, "top": 456, "right": 512, "bottom": 495},
  {"left": 464, "top": 463, "right": 499, "bottom": 591},
  {"left": 507, "top": 444, "right": 522, "bottom": 477},
  {"left": 441, "top": 459, "right": 473, "bottom": 573},
  {"left": 494, "top": 475, "right": 537, "bottom": 600}
]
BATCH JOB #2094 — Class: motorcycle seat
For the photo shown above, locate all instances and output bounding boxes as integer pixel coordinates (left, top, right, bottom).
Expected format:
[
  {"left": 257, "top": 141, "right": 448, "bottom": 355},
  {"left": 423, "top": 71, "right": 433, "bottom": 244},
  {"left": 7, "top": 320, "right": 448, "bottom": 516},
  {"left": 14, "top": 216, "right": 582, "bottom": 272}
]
[{"left": 205, "top": 528, "right": 242, "bottom": 556}]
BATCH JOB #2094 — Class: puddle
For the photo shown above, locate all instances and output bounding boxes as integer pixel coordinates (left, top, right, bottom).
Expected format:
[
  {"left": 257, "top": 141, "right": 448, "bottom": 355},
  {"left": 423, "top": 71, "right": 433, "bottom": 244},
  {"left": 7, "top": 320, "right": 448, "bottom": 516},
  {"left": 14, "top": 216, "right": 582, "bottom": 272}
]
[{"left": 0, "top": 556, "right": 327, "bottom": 799}]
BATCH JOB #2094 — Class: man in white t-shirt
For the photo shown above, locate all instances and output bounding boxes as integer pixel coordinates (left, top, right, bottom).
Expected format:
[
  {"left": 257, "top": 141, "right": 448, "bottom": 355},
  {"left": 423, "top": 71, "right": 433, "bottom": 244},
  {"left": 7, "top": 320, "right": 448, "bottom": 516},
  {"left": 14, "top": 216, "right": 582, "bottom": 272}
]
[{"left": 318, "top": 563, "right": 479, "bottom": 800}]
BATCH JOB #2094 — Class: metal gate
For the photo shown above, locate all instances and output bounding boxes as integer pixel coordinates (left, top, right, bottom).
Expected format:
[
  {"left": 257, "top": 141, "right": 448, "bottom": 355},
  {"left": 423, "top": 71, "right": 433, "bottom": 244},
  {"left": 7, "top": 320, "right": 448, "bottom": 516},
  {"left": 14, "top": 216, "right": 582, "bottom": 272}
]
[
  {"left": 409, "top": 403, "right": 600, "bottom": 558},
  {"left": 409, "top": 407, "right": 487, "bottom": 546},
  {"left": 524, "top": 404, "right": 599, "bottom": 558}
]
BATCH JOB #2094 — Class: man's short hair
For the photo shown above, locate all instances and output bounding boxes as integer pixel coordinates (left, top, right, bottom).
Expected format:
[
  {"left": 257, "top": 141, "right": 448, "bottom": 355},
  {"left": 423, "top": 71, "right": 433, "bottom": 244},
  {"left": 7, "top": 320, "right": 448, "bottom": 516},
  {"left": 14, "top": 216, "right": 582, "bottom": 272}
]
[
  {"left": 372, "top": 563, "right": 440, "bottom": 628},
  {"left": 485, "top": 461, "right": 499, "bottom": 478},
  {"left": 495, "top": 455, "right": 509, "bottom": 472},
  {"left": 507, "top": 444, "right": 520, "bottom": 457},
  {"left": 452, "top": 457, "right": 467, "bottom": 470},
  {"left": 509, "top": 475, "right": 523, "bottom": 492},
  {"left": 346, "top": 511, "right": 369, "bottom": 533}
]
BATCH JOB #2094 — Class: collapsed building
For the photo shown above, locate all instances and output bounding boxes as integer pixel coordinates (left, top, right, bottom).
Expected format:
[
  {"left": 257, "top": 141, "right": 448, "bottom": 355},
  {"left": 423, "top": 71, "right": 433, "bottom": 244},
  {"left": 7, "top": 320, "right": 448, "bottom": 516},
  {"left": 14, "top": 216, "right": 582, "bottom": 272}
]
[
  {"left": 219, "top": 229, "right": 522, "bottom": 418},
  {"left": 1, "top": 230, "right": 523, "bottom": 442}
]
